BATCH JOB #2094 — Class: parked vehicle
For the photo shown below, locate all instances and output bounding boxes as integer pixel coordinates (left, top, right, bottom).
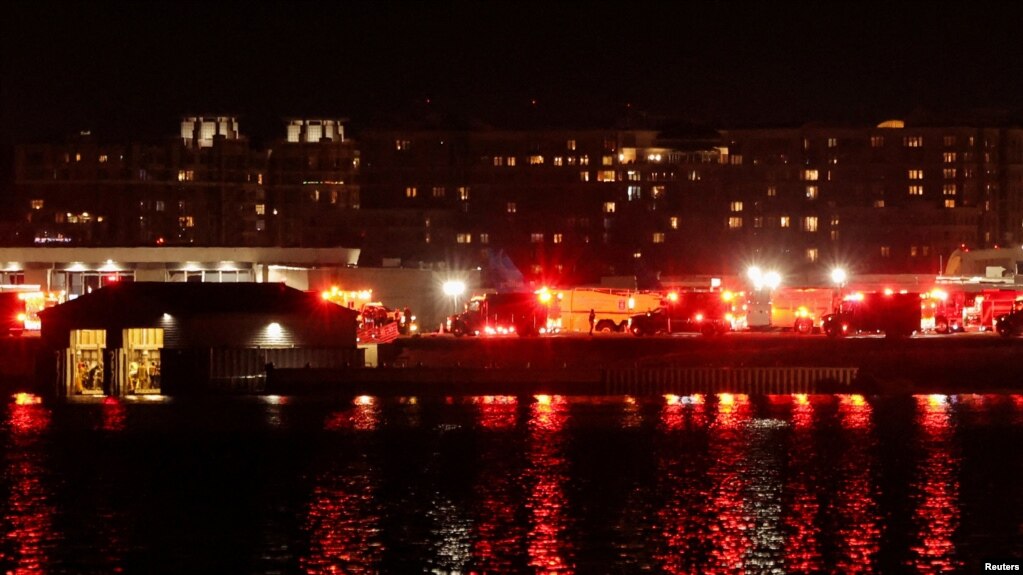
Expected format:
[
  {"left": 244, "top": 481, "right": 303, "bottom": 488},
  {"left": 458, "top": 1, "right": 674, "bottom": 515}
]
[
  {"left": 821, "top": 291, "right": 921, "bottom": 338},
  {"left": 628, "top": 291, "right": 731, "bottom": 336},
  {"left": 995, "top": 300, "right": 1023, "bottom": 336},
  {"left": 548, "top": 288, "right": 663, "bottom": 333},
  {"left": 0, "top": 292, "right": 26, "bottom": 337},
  {"left": 447, "top": 292, "right": 549, "bottom": 337}
]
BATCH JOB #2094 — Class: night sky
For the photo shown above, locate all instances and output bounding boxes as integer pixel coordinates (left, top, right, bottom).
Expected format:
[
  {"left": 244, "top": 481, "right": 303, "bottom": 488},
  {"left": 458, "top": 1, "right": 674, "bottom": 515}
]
[{"left": 3, "top": 1, "right": 1022, "bottom": 149}]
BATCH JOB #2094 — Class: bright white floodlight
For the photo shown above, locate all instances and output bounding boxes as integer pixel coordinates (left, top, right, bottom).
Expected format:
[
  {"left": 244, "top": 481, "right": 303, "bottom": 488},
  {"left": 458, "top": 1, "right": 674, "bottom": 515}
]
[
  {"left": 442, "top": 280, "right": 466, "bottom": 297},
  {"left": 831, "top": 268, "right": 848, "bottom": 285}
]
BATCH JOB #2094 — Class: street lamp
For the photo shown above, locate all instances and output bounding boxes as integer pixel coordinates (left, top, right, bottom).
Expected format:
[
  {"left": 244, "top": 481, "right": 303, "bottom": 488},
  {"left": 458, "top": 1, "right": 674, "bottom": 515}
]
[
  {"left": 830, "top": 267, "right": 847, "bottom": 313},
  {"left": 442, "top": 280, "right": 466, "bottom": 313}
]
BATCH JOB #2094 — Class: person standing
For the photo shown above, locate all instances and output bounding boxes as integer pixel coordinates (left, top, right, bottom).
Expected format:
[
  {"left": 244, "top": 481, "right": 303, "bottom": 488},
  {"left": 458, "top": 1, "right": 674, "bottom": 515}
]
[{"left": 588, "top": 309, "right": 596, "bottom": 335}]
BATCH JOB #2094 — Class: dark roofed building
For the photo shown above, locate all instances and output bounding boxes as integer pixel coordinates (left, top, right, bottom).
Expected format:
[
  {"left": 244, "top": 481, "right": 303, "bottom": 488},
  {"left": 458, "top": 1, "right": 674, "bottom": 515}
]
[{"left": 38, "top": 282, "right": 359, "bottom": 398}]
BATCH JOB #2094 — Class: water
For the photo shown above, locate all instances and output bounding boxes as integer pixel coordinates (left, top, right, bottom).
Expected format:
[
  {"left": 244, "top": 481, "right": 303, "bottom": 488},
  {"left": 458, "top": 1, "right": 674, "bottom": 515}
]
[{"left": 2, "top": 393, "right": 1022, "bottom": 574}]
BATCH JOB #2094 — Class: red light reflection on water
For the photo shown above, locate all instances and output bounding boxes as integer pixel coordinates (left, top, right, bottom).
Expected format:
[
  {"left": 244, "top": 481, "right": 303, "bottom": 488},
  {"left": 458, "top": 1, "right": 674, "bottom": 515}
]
[
  {"left": 906, "top": 395, "right": 961, "bottom": 574},
  {"left": 323, "top": 396, "right": 380, "bottom": 431},
  {"left": 525, "top": 395, "right": 573, "bottom": 573},
  {"left": 660, "top": 394, "right": 707, "bottom": 432},
  {"left": 782, "top": 394, "right": 822, "bottom": 574},
  {"left": 832, "top": 394, "right": 881, "bottom": 574},
  {"left": 101, "top": 397, "right": 126, "bottom": 432},
  {"left": 300, "top": 473, "right": 382, "bottom": 574},
  {"left": 3, "top": 401, "right": 57, "bottom": 574},
  {"left": 475, "top": 395, "right": 518, "bottom": 430},
  {"left": 703, "top": 394, "right": 753, "bottom": 575}
]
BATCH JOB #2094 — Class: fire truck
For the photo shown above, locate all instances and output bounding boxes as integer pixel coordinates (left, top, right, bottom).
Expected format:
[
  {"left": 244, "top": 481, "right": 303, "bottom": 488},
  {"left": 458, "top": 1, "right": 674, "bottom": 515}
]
[
  {"left": 547, "top": 288, "right": 663, "bottom": 333},
  {"left": 447, "top": 292, "right": 550, "bottom": 337},
  {"left": 995, "top": 302, "right": 1023, "bottom": 336},
  {"left": 821, "top": 291, "right": 922, "bottom": 338},
  {"left": 0, "top": 292, "right": 27, "bottom": 337},
  {"left": 627, "top": 290, "right": 732, "bottom": 336}
]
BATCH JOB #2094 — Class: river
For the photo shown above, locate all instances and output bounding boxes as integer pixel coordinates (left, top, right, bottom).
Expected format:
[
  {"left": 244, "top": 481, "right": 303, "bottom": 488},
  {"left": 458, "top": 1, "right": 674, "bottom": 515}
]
[{"left": 2, "top": 393, "right": 1021, "bottom": 573}]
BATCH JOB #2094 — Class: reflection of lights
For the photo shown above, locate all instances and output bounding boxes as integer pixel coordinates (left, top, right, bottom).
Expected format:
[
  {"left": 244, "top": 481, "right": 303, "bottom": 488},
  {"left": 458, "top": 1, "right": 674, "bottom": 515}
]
[
  {"left": 909, "top": 394, "right": 961, "bottom": 573},
  {"left": 13, "top": 393, "right": 42, "bottom": 405},
  {"left": 719, "top": 393, "right": 735, "bottom": 406}
]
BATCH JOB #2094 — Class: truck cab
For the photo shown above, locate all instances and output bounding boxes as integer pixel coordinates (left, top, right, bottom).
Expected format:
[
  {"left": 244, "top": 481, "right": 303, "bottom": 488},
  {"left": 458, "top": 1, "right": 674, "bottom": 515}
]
[
  {"left": 447, "top": 292, "right": 548, "bottom": 337},
  {"left": 627, "top": 291, "right": 731, "bottom": 336},
  {"left": 822, "top": 291, "right": 921, "bottom": 338}
]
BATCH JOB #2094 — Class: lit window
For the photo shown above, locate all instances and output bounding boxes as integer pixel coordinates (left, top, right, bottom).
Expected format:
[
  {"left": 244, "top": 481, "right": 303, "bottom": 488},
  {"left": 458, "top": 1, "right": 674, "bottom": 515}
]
[
  {"left": 806, "top": 248, "right": 819, "bottom": 262},
  {"left": 395, "top": 140, "right": 411, "bottom": 151},
  {"left": 457, "top": 233, "right": 472, "bottom": 244},
  {"left": 780, "top": 216, "right": 791, "bottom": 228},
  {"left": 628, "top": 186, "right": 641, "bottom": 200},
  {"left": 651, "top": 185, "right": 665, "bottom": 199},
  {"left": 830, "top": 230, "right": 840, "bottom": 241},
  {"left": 257, "top": 173, "right": 263, "bottom": 185},
  {"left": 553, "top": 233, "right": 563, "bottom": 244},
  {"left": 688, "top": 170, "right": 700, "bottom": 181},
  {"left": 909, "top": 185, "right": 924, "bottom": 196},
  {"left": 493, "top": 157, "right": 503, "bottom": 166},
  {"left": 179, "top": 216, "right": 195, "bottom": 228},
  {"left": 178, "top": 170, "right": 194, "bottom": 182},
  {"left": 405, "top": 187, "right": 417, "bottom": 198},
  {"left": 567, "top": 156, "right": 577, "bottom": 166},
  {"left": 830, "top": 215, "right": 840, "bottom": 227},
  {"left": 255, "top": 220, "right": 265, "bottom": 232},
  {"left": 943, "top": 168, "right": 956, "bottom": 179},
  {"left": 597, "top": 170, "right": 616, "bottom": 182},
  {"left": 874, "top": 200, "right": 885, "bottom": 208},
  {"left": 626, "top": 170, "right": 640, "bottom": 182},
  {"left": 602, "top": 155, "right": 613, "bottom": 166},
  {"left": 603, "top": 202, "right": 616, "bottom": 214},
  {"left": 580, "top": 155, "right": 589, "bottom": 166},
  {"left": 424, "top": 232, "right": 431, "bottom": 244},
  {"left": 529, "top": 155, "right": 544, "bottom": 165},
  {"left": 910, "top": 246, "right": 919, "bottom": 257},
  {"left": 506, "top": 157, "right": 516, "bottom": 166},
  {"left": 567, "top": 139, "right": 576, "bottom": 151},
  {"left": 728, "top": 217, "right": 743, "bottom": 229},
  {"left": 480, "top": 233, "right": 489, "bottom": 244},
  {"left": 633, "top": 252, "right": 642, "bottom": 259},
  {"left": 753, "top": 217, "right": 763, "bottom": 228},
  {"left": 648, "top": 231, "right": 664, "bottom": 244},
  {"left": 255, "top": 204, "right": 265, "bottom": 215},
  {"left": 802, "top": 169, "right": 819, "bottom": 181},
  {"left": 98, "top": 154, "right": 108, "bottom": 163},
  {"left": 432, "top": 186, "right": 445, "bottom": 198},
  {"left": 155, "top": 201, "right": 165, "bottom": 212},
  {"left": 944, "top": 152, "right": 957, "bottom": 163},
  {"left": 75, "top": 153, "right": 81, "bottom": 162},
  {"left": 506, "top": 202, "right": 517, "bottom": 214},
  {"left": 730, "top": 201, "right": 743, "bottom": 212},
  {"left": 31, "top": 199, "right": 44, "bottom": 210},
  {"left": 903, "top": 136, "right": 923, "bottom": 147},
  {"left": 531, "top": 233, "right": 544, "bottom": 243},
  {"left": 669, "top": 216, "right": 679, "bottom": 229},
  {"left": 553, "top": 157, "right": 563, "bottom": 166},
  {"left": 458, "top": 187, "right": 470, "bottom": 200},
  {"left": 767, "top": 186, "right": 777, "bottom": 197},
  {"left": 827, "top": 138, "right": 837, "bottom": 148},
  {"left": 943, "top": 136, "right": 956, "bottom": 146},
  {"left": 870, "top": 136, "right": 884, "bottom": 148},
  {"left": 943, "top": 184, "right": 957, "bottom": 196},
  {"left": 805, "top": 186, "right": 818, "bottom": 200},
  {"left": 944, "top": 199, "right": 956, "bottom": 208},
  {"left": 908, "top": 169, "right": 923, "bottom": 179},
  {"left": 881, "top": 246, "right": 891, "bottom": 257},
  {"left": 802, "top": 216, "right": 818, "bottom": 232}
]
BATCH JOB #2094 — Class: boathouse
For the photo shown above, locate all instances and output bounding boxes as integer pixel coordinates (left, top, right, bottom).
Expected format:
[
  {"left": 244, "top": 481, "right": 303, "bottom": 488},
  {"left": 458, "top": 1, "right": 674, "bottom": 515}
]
[{"left": 37, "top": 282, "right": 360, "bottom": 398}]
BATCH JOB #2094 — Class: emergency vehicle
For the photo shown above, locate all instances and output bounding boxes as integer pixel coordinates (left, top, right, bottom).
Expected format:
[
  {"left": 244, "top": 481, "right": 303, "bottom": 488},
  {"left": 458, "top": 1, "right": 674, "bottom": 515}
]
[
  {"left": 821, "top": 290, "right": 921, "bottom": 338},
  {"left": 763, "top": 287, "right": 837, "bottom": 334},
  {"left": 0, "top": 292, "right": 26, "bottom": 337},
  {"left": 547, "top": 288, "right": 663, "bottom": 333},
  {"left": 627, "top": 290, "right": 732, "bottom": 336},
  {"left": 447, "top": 291, "right": 550, "bottom": 337}
]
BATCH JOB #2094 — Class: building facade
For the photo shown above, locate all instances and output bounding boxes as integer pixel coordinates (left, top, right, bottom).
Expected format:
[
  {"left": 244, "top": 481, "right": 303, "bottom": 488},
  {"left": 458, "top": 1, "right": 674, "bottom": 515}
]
[{"left": 8, "top": 116, "right": 1023, "bottom": 288}]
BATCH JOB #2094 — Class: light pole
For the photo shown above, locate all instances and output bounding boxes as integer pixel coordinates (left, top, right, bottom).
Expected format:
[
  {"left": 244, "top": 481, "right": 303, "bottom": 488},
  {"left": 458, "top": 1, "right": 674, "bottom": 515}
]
[
  {"left": 830, "top": 267, "right": 847, "bottom": 312},
  {"left": 442, "top": 280, "right": 466, "bottom": 315}
]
